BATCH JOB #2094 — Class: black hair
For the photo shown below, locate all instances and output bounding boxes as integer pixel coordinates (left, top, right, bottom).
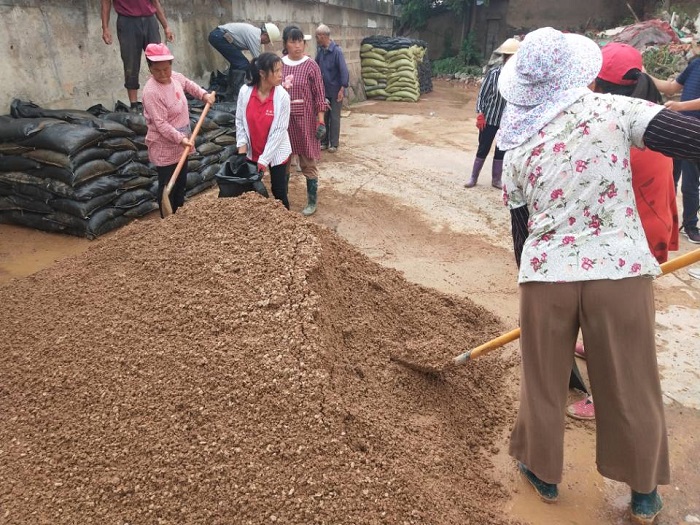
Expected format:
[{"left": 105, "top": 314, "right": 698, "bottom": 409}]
[
  {"left": 282, "top": 25, "right": 305, "bottom": 54},
  {"left": 246, "top": 52, "right": 282, "bottom": 87},
  {"left": 595, "top": 69, "right": 662, "bottom": 104}
]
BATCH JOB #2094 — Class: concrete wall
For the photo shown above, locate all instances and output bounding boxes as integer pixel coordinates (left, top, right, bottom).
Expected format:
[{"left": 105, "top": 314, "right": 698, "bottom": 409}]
[
  {"left": 0, "top": 0, "right": 396, "bottom": 112},
  {"left": 506, "top": 0, "right": 634, "bottom": 33}
]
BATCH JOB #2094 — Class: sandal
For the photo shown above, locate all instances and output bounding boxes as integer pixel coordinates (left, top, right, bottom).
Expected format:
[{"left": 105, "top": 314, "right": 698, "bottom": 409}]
[{"left": 566, "top": 396, "right": 595, "bottom": 420}]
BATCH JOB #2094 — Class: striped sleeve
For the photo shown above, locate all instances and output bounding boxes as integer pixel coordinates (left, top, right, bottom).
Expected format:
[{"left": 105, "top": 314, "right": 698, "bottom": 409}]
[
  {"left": 510, "top": 205, "right": 529, "bottom": 269},
  {"left": 643, "top": 108, "right": 700, "bottom": 159}
]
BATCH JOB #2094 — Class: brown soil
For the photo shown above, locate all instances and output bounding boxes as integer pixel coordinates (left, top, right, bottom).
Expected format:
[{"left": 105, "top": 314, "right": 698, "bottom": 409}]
[
  {"left": 0, "top": 194, "right": 520, "bottom": 524},
  {"left": 2, "top": 80, "right": 699, "bottom": 524}
]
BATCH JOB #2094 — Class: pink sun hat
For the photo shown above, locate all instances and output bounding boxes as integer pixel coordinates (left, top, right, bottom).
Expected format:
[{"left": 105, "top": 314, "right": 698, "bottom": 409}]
[
  {"left": 145, "top": 43, "right": 174, "bottom": 62},
  {"left": 498, "top": 27, "right": 602, "bottom": 106}
]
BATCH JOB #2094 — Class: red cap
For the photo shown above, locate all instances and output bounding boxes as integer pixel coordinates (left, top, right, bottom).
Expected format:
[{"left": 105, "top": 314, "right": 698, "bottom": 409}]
[
  {"left": 145, "top": 43, "right": 174, "bottom": 62},
  {"left": 598, "top": 43, "right": 642, "bottom": 86}
]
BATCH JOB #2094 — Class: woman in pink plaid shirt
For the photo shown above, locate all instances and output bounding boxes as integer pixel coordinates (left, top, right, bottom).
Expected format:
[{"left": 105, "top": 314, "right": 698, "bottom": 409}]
[
  {"left": 281, "top": 26, "right": 327, "bottom": 216},
  {"left": 142, "top": 43, "right": 215, "bottom": 217}
]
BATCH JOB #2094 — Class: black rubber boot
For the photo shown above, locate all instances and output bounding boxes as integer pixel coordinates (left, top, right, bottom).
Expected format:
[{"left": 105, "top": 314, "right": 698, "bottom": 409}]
[{"left": 302, "top": 178, "right": 317, "bottom": 216}]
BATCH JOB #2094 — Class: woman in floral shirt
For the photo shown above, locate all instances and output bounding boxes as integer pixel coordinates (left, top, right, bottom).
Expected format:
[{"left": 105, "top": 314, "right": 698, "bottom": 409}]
[{"left": 498, "top": 27, "right": 700, "bottom": 523}]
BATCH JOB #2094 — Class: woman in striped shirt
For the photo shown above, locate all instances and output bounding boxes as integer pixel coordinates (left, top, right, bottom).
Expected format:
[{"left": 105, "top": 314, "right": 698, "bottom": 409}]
[{"left": 464, "top": 38, "right": 519, "bottom": 189}]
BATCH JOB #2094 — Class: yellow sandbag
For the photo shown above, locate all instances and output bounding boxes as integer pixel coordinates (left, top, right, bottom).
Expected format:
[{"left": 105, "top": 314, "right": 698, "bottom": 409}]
[
  {"left": 361, "top": 58, "right": 388, "bottom": 69},
  {"left": 386, "top": 48, "right": 412, "bottom": 59},
  {"left": 363, "top": 77, "right": 378, "bottom": 86},
  {"left": 367, "top": 89, "right": 389, "bottom": 98},
  {"left": 360, "top": 43, "right": 374, "bottom": 53},
  {"left": 362, "top": 72, "right": 386, "bottom": 80},
  {"left": 360, "top": 52, "right": 387, "bottom": 62},
  {"left": 387, "top": 92, "right": 419, "bottom": 102},
  {"left": 389, "top": 58, "right": 415, "bottom": 70}
]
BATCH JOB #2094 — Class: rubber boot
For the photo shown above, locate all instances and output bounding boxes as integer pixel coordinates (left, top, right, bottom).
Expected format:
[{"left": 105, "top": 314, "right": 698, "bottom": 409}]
[
  {"left": 465, "top": 157, "right": 485, "bottom": 188},
  {"left": 302, "top": 178, "right": 318, "bottom": 216},
  {"left": 491, "top": 159, "right": 504, "bottom": 189},
  {"left": 226, "top": 69, "right": 246, "bottom": 103}
]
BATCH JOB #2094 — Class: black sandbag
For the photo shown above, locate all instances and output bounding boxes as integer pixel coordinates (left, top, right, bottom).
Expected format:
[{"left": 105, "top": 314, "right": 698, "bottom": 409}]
[
  {"left": 20, "top": 122, "right": 105, "bottom": 155},
  {"left": 50, "top": 191, "right": 120, "bottom": 219},
  {"left": 46, "top": 174, "right": 132, "bottom": 200},
  {"left": 0, "top": 170, "right": 47, "bottom": 187},
  {"left": 219, "top": 145, "right": 237, "bottom": 162},
  {"left": 191, "top": 115, "right": 219, "bottom": 132},
  {"left": 0, "top": 143, "right": 33, "bottom": 155},
  {"left": 213, "top": 102, "right": 236, "bottom": 114},
  {"left": 123, "top": 200, "right": 158, "bottom": 218},
  {"left": 86, "top": 103, "right": 111, "bottom": 117},
  {"left": 186, "top": 179, "right": 216, "bottom": 198},
  {"left": 0, "top": 194, "right": 53, "bottom": 214},
  {"left": 73, "top": 159, "right": 118, "bottom": 185},
  {"left": 186, "top": 171, "right": 205, "bottom": 189},
  {"left": 188, "top": 158, "right": 202, "bottom": 172},
  {"left": 0, "top": 179, "right": 54, "bottom": 203},
  {"left": 199, "top": 152, "right": 221, "bottom": 170},
  {"left": 31, "top": 165, "right": 75, "bottom": 186},
  {"left": 100, "top": 136, "right": 137, "bottom": 151},
  {"left": 0, "top": 209, "right": 84, "bottom": 236},
  {"left": 197, "top": 142, "right": 223, "bottom": 156},
  {"left": 11, "top": 99, "right": 96, "bottom": 122},
  {"left": 118, "top": 161, "right": 156, "bottom": 177},
  {"left": 0, "top": 155, "right": 42, "bottom": 172},
  {"left": 113, "top": 188, "right": 153, "bottom": 208},
  {"left": 87, "top": 213, "right": 134, "bottom": 239},
  {"left": 213, "top": 134, "right": 237, "bottom": 146},
  {"left": 135, "top": 149, "right": 150, "bottom": 163},
  {"left": 0, "top": 116, "right": 62, "bottom": 142},
  {"left": 215, "top": 154, "right": 268, "bottom": 198},
  {"left": 107, "top": 150, "right": 136, "bottom": 168},
  {"left": 202, "top": 127, "right": 229, "bottom": 141},
  {"left": 200, "top": 163, "right": 221, "bottom": 181},
  {"left": 204, "top": 109, "right": 235, "bottom": 126},
  {"left": 71, "top": 147, "right": 112, "bottom": 167},
  {"left": 102, "top": 112, "right": 148, "bottom": 135},
  {"left": 120, "top": 176, "right": 154, "bottom": 191},
  {"left": 132, "top": 135, "right": 148, "bottom": 150},
  {"left": 23, "top": 148, "right": 71, "bottom": 168},
  {"left": 91, "top": 118, "right": 135, "bottom": 138}
]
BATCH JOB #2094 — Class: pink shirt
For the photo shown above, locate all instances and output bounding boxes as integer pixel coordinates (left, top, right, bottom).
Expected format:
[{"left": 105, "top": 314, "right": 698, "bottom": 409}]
[
  {"left": 142, "top": 71, "right": 207, "bottom": 167},
  {"left": 113, "top": 0, "right": 156, "bottom": 17}
]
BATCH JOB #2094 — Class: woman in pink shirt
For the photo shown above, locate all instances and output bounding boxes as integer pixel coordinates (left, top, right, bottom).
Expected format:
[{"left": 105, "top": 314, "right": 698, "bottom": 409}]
[{"left": 141, "top": 43, "right": 215, "bottom": 217}]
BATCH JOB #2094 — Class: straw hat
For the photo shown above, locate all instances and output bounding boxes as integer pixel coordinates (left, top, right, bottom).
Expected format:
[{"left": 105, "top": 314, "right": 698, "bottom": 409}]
[
  {"left": 498, "top": 27, "right": 602, "bottom": 106},
  {"left": 495, "top": 38, "right": 520, "bottom": 55}
]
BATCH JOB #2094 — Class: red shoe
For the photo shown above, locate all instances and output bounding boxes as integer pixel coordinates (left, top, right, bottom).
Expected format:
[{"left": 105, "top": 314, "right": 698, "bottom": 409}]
[
  {"left": 574, "top": 342, "right": 586, "bottom": 359},
  {"left": 567, "top": 396, "right": 595, "bottom": 420}
]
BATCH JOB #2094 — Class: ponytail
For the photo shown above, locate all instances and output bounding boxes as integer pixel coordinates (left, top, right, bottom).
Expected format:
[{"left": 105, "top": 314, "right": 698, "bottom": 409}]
[{"left": 247, "top": 52, "right": 282, "bottom": 87}]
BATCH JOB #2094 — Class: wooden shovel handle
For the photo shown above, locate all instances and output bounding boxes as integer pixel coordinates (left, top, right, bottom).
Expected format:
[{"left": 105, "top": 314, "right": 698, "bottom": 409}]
[
  {"left": 165, "top": 93, "right": 215, "bottom": 193},
  {"left": 455, "top": 247, "right": 700, "bottom": 365}
]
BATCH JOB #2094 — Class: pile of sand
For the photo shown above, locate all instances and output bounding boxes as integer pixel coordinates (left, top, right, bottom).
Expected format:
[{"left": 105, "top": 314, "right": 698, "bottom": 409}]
[{"left": 0, "top": 193, "right": 517, "bottom": 524}]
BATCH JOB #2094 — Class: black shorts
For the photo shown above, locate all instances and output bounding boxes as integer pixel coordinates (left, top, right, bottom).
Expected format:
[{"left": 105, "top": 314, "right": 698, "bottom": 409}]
[{"left": 116, "top": 14, "right": 161, "bottom": 90}]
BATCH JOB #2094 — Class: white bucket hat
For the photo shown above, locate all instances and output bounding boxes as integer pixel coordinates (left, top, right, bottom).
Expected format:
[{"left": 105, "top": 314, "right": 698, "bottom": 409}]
[{"left": 499, "top": 27, "right": 602, "bottom": 106}]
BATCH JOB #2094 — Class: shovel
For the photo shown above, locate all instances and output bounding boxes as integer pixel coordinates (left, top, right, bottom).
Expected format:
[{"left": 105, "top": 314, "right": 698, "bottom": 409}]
[
  {"left": 393, "top": 247, "right": 700, "bottom": 376},
  {"left": 161, "top": 93, "right": 215, "bottom": 217}
]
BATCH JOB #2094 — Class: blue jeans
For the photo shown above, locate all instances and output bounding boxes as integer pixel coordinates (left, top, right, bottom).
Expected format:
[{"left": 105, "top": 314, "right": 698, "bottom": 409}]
[
  {"left": 208, "top": 28, "right": 250, "bottom": 70},
  {"left": 679, "top": 159, "right": 700, "bottom": 231}
]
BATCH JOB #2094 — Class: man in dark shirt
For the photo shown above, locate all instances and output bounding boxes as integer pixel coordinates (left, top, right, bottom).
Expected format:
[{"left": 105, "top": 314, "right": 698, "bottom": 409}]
[
  {"left": 651, "top": 57, "right": 700, "bottom": 243},
  {"left": 315, "top": 24, "right": 349, "bottom": 153},
  {"left": 101, "top": 0, "right": 174, "bottom": 112}
]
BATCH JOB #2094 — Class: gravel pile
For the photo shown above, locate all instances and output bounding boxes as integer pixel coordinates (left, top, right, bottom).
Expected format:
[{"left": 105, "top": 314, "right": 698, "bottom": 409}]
[{"left": 0, "top": 193, "right": 517, "bottom": 524}]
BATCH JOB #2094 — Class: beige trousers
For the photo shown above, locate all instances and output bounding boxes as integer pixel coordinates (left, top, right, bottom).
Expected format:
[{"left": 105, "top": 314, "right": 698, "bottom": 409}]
[
  {"left": 298, "top": 155, "right": 318, "bottom": 180},
  {"left": 509, "top": 277, "right": 670, "bottom": 493}
]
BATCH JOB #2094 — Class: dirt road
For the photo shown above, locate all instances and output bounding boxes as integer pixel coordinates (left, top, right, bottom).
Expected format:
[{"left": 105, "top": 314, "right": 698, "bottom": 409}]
[{"left": 1, "top": 80, "right": 699, "bottom": 524}]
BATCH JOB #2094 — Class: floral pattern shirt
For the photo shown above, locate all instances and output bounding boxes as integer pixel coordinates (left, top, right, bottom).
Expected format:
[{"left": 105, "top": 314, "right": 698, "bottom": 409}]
[{"left": 502, "top": 92, "right": 664, "bottom": 283}]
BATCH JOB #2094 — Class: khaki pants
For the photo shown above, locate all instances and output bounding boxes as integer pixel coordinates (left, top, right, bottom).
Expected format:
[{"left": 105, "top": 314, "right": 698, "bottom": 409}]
[
  {"left": 298, "top": 155, "right": 318, "bottom": 180},
  {"left": 509, "top": 277, "right": 669, "bottom": 493}
]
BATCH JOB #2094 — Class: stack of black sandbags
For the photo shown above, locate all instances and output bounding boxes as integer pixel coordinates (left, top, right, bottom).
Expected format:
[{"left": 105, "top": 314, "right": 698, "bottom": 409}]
[{"left": 0, "top": 99, "right": 236, "bottom": 238}]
